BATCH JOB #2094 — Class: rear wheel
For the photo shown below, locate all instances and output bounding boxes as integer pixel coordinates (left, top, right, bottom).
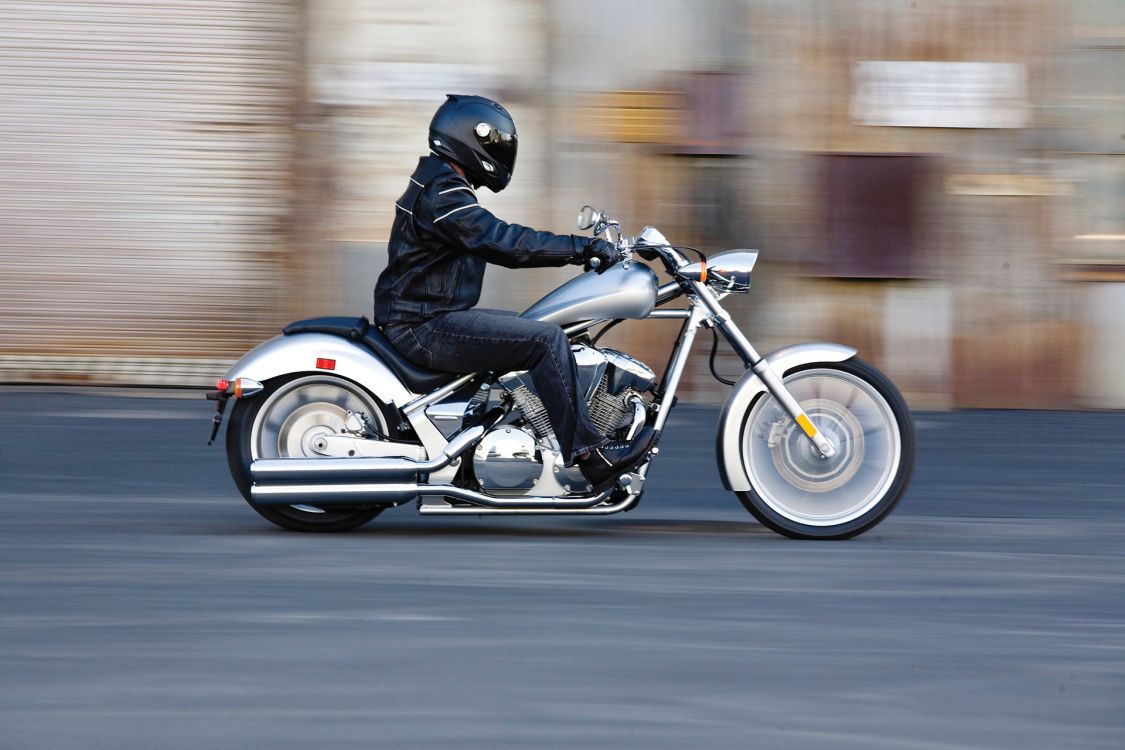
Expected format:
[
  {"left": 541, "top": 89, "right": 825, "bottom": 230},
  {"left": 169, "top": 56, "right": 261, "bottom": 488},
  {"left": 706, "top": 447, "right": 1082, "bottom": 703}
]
[
  {"left": 735, "top": 358, "right": 914, "bottom": 539},
  {"left": 226, "top": 374, "right": 402, "bottom": 532}
]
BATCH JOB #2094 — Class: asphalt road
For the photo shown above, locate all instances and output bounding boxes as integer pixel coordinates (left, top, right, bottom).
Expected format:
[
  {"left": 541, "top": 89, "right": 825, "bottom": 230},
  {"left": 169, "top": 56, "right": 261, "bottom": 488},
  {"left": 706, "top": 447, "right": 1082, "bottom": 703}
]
[{"left": 1, "top": 388, "right": 1123, "bottom": 749}]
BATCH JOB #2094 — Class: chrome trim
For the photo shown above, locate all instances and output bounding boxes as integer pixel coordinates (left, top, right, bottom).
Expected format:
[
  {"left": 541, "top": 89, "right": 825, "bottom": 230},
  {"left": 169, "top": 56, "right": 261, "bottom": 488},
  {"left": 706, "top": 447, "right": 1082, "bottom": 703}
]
[
  {"left": 680, "top": 250, "right": 758, "bottom": 294},
  {"left": 402, "top": 372, "right": 477, "bottom": 416},
  {"left": 715, "top": 342, "right": 859, "bottom": 491},
  {"left": 625, "top": 395, "right": 646, "bottom": 439},
  {"left": 316, "top": 434, "right": 427, "bottom": 459},
  {"left": 651, "top": 304, "right": 707, "bottom": 434},
  {"left": 655, "top": 281, "right": 683, "bottom": 306},
  {"left": 563, "top": 319, "right": 606, "bottom": 336},
  {"left": 221, "top": 377, "right": 264, "bottom": 398},
  {"left": 645, "top": 309, "right": 691, "bottom": 319},
  {"left": 601, "top": 348, "right": 656, "bottom": 392},
  {"left": 289, "top": 504, "right": 325, "bottom": 514},
  {"left": 572, "top": 344, "right": 609, "bottom": 401},
  {"left": 250, "top": 425, "right": 484, "bottom": 483}
]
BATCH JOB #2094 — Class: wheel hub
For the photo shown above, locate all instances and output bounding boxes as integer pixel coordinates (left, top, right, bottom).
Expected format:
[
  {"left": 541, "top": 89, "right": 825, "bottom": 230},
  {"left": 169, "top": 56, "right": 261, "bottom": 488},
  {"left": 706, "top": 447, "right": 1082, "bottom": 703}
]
[
  {"left": 772, "top": 399, "right": 864, "bottom": 492},
  {"left": 275, "top": 403, "right": 348, "bottom": 457}
]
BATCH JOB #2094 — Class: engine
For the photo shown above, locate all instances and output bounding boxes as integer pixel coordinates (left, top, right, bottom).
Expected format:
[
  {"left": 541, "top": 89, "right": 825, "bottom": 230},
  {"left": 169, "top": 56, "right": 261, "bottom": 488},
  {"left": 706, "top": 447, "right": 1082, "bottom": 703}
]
[
  {"left": 589, "top": 347, "right": 656, "bottom": 434},
  {"left": 504, "top": 345, "right": 653, "bottom": 443},
  {"left": 473, "top": 346, "right": 655, "bottom": 493}
]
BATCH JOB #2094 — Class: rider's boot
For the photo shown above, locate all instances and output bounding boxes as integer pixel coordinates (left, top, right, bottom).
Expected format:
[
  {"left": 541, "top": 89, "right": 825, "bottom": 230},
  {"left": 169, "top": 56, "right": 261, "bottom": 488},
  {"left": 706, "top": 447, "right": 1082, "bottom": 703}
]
[{"left": 578, "top": 427, "right": 656, "bottom": 493}]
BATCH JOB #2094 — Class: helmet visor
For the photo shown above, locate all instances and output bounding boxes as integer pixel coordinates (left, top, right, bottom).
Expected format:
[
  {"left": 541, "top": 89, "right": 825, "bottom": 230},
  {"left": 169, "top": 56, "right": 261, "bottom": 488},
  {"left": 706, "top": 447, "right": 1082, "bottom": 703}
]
[{"left": 474, "top": 122, "right": 517, "bottom": 174}]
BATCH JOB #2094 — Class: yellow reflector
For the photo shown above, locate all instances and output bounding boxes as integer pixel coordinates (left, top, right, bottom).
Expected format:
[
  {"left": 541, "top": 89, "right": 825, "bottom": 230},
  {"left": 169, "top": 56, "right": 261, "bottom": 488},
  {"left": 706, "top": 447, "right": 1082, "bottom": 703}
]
[{"left": 796, "top": 414, "right": 817, "bottom": 438}]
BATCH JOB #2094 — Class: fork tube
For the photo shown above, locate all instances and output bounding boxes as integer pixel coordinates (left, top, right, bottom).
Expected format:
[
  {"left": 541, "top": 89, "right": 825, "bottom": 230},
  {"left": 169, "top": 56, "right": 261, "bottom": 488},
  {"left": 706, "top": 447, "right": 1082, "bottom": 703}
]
[
  {"left": 692, "top": 282, "right": 762, "bottom": 366},
  {"left": 693, "top": 283, "right": 837, "bottom": 459},
  {"left": 651, "top": 304, "right": 706, "bottom": 434}
]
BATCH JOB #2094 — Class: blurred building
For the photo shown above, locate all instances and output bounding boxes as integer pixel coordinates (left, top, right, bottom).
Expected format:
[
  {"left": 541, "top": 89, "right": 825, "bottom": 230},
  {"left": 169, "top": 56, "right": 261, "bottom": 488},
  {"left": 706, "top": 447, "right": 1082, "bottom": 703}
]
[{"left": 0, "top": 0, "right": 1121, "bottom": 409}]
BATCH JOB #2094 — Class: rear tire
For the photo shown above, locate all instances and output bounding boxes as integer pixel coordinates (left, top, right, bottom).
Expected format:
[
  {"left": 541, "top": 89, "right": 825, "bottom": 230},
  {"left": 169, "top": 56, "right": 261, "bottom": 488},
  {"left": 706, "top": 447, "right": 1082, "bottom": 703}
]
[
  {"left": 735, "top": 358, "right": 915, "bottom": 539},
  {"left": 226, "top": 374, "right": 403, "bottom": 532}
]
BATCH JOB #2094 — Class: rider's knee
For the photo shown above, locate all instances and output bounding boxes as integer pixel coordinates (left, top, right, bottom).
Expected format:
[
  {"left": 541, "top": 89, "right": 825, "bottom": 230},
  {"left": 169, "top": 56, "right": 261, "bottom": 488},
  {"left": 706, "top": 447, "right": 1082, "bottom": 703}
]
[{"left": 530, "top": 323, "right": 567, "bottom": 350}]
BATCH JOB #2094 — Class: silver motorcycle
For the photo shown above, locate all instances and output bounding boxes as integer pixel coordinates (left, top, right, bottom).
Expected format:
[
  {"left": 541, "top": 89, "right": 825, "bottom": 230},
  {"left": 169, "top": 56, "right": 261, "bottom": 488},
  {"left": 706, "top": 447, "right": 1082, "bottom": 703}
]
[{"left": 207, "top": 206, "right": 915, "bottom": 539}]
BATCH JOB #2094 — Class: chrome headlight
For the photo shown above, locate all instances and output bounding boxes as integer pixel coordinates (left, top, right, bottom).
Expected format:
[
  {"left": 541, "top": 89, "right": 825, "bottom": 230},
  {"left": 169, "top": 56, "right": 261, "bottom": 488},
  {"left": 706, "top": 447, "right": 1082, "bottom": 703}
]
[{"left": 706, "top": 250, "right": 758, "bottom": 294}]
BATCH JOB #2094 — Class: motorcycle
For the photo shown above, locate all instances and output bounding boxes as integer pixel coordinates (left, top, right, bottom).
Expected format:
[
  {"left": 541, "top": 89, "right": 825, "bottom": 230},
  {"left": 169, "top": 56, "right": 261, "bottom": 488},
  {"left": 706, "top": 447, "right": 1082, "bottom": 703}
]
[{"left": 207, "top": 206, "right": 915, "bottom": 539}]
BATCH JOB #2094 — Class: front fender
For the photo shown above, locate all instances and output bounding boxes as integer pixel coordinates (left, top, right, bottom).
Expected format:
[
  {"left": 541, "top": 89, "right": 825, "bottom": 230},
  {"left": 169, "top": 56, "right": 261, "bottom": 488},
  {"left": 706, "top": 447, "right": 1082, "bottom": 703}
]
[
  {"left": 223, "top": 333, "right": 415, "bottom": 407},
  {"left": 716, "top": 342, "right": 857, "bottom": 491}
]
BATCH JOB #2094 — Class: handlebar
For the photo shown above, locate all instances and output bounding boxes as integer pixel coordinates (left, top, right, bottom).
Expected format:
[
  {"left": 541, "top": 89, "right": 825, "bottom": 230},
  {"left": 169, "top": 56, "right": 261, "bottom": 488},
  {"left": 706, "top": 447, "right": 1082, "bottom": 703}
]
[{"left": 580, "top": 207, "right": 705, "bottom": 281}]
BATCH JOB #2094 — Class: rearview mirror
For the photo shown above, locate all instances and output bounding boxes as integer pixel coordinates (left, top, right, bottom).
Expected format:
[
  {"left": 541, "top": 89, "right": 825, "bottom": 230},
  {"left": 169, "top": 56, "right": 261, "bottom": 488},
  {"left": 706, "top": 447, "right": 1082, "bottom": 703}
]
[{"left": 576, "top": 205, "right": 602, "bottom": 230}]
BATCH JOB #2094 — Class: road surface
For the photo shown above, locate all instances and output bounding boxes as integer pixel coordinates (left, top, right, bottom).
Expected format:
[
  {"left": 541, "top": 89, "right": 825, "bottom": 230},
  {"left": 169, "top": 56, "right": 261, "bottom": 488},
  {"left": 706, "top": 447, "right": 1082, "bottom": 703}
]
[{"left": 1, "top": 388, "right": 1122, "bottom": 748}]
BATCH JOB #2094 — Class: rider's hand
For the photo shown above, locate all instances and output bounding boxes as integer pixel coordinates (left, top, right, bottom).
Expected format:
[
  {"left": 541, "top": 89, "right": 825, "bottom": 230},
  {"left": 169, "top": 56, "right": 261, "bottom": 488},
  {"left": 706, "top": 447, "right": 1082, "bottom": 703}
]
[{"left": 582, "top": 238, "right": 621, "bottom": 274}]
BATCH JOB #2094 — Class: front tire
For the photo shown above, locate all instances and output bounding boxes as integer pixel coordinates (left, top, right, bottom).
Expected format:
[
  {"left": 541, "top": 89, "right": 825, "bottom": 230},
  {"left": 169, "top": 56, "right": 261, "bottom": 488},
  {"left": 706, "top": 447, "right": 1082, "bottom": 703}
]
[
  {"left": 226, "top": 374, "right": 402, "bottom": 532},
  {"left": 735, "top": 358, "right": 915, "bottom": 539}
]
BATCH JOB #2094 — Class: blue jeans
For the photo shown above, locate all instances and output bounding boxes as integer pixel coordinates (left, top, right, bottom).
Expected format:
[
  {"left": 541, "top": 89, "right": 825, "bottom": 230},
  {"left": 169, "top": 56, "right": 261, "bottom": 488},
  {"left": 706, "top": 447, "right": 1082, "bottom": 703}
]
[{"left": 384, "top": 309, "right": 607, "bottom": 463}]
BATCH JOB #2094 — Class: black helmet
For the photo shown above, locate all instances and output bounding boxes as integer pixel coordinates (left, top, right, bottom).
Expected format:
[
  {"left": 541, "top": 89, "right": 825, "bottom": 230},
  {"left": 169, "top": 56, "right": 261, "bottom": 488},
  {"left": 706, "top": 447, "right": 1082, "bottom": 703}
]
[{"left": 429, "top": 94, "right": 518, "bottom": 192}]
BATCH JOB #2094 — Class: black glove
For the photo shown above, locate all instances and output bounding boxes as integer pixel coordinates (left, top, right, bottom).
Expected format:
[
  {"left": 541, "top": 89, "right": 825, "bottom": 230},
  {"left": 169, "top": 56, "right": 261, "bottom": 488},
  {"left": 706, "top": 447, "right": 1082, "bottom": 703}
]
[{"left": 581, "top": 238, "right": 621, "bottom": 274}]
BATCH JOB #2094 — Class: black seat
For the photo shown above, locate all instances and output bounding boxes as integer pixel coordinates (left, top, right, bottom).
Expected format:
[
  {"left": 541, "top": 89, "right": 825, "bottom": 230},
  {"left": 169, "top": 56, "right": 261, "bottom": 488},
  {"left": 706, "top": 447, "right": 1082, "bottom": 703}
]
[{"left": 282, "top": 316, "right": 460, "bottom": 394}]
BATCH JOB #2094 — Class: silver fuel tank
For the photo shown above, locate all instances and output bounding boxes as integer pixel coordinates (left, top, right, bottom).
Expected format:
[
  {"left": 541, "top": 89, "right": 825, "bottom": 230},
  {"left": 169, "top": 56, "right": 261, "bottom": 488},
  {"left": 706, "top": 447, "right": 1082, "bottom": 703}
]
[{"left": 520, "top": 263, "right": 659, "bottom": 326}]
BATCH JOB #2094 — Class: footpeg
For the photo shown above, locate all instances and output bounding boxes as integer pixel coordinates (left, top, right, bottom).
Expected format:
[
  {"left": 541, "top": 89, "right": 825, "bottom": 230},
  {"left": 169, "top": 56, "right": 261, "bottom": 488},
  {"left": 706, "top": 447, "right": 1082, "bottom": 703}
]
[{"left": 617, "top": 471, "right": 645, "bottom": 494}]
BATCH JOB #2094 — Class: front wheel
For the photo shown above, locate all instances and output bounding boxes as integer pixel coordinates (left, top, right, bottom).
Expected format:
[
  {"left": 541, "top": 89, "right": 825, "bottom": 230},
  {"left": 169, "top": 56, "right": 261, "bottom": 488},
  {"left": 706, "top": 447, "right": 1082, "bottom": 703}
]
[{"left": 735, "top": 358, "right": 915, "bottom": 539}]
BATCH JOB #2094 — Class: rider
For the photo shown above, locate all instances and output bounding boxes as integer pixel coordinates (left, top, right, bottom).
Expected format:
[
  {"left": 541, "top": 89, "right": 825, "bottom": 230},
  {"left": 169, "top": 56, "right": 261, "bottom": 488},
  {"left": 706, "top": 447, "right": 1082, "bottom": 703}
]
[{"left": 373, "top": 94, "right": 654, "bottom": 491}]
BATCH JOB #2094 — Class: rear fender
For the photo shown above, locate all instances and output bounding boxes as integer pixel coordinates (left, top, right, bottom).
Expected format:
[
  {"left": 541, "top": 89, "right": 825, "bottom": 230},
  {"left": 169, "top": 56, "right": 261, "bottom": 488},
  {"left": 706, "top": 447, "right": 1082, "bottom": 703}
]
[
  {"left": 716, "top": 342, "right": 857, "bottom": 491},
  {"left": 223, "top": 334, "right": 459, "bottom": 475},
  {"left": 223, "top": 333, "right": 415, "bottom": 408}
]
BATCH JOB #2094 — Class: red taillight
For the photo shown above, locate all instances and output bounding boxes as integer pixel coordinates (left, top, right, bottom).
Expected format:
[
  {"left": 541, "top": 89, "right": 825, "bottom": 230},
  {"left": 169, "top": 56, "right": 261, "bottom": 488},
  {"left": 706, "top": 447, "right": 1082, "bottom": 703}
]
[
  {"left": 216, "top": 378, "right": 231, "bottom": 392},
  {"left": 316, "top": 358, "right": 336, "bottom": 371}
]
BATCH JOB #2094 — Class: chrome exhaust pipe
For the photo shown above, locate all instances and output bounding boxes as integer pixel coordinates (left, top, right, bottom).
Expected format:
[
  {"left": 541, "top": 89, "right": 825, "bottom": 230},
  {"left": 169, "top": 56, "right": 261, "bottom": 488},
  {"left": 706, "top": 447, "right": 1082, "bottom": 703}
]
[
  {"left": 251, "top": 482, "right": 420, "bottom": 506},
  {"left": 415, "top": 472, "right": 645, "bottom": 514},
  {"left": 250, "top": 425, "right": 485, "bottom": 484},
  {"left": 437, "top": 485, "right": 615, "bottom": 509},
  {"left": 625, "top": 395, "right": 647, "bottom": 440},
  {"left": 250, "top": 480, "right": 615, "bottom": 509},
  {"left": 418, "top": 489, "right": 643, "bottom": 516}
]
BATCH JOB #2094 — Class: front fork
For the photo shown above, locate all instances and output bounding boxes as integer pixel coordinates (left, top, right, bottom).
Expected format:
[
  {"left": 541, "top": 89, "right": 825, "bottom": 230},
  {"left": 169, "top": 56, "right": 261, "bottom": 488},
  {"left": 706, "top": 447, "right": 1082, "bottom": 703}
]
[{"left": 689, "top": 285, "right": 837, "bottom": 460}]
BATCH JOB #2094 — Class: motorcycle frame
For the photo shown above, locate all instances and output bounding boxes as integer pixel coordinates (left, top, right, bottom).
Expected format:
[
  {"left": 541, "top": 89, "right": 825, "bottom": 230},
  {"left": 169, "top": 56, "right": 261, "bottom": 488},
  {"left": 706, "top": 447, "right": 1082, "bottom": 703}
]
[{"left": 222, "top": 269, "right": 857, "bottom": 513}]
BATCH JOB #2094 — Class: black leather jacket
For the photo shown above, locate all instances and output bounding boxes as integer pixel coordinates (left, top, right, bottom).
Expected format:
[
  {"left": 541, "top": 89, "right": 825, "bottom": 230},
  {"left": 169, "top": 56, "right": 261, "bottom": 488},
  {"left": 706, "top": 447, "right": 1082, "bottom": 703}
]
[{"left": 373, "top": 155, "right": 587, "bottom": 325}]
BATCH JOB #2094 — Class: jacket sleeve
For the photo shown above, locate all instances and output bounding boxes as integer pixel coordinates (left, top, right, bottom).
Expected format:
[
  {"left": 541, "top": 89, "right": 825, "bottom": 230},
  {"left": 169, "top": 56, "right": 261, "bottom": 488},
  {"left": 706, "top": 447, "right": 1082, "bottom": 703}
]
[{"left": 421, "top": 179, "right": 586, "bottom": 269}]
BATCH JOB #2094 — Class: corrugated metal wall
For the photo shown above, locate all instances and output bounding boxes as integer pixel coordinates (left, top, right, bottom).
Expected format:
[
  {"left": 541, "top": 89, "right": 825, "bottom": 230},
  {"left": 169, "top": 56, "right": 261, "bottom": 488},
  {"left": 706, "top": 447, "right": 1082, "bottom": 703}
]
[{"left": 0, "top": 0, "right": 296, "bottom": 385}]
